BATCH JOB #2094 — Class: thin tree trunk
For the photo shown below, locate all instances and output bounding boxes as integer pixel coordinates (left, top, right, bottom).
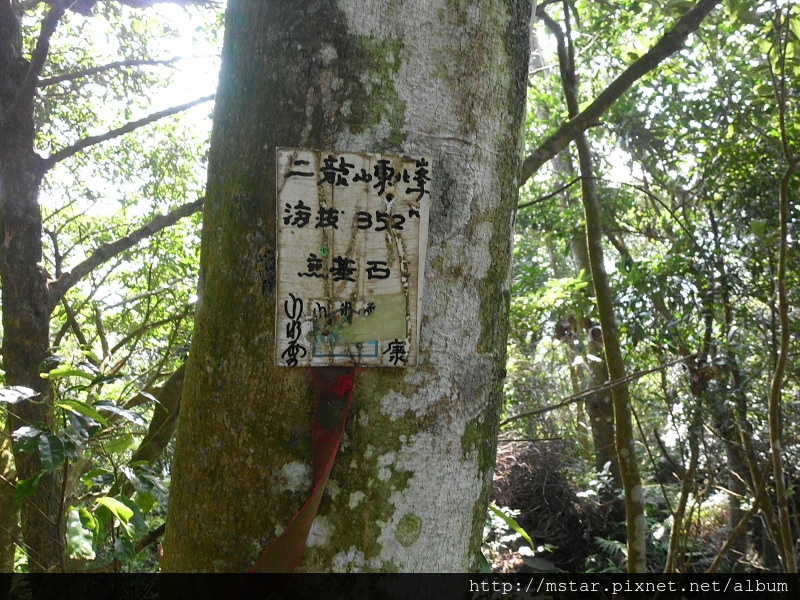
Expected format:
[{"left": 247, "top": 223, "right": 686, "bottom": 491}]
[
  {"left": 580, "top": 129, "right": 647, "bottom": 574},
  {"left": 767, "top": 6, "right": 798, "bottom": 569},
  {"left": 529, "top": 26, "right": 621, "bottom": 495},
  {"left": 540, "top": 7, "right": 646, "bottom": 571},
  {"left": 768, "top": 162, "right": 798, "bottom": 572}
]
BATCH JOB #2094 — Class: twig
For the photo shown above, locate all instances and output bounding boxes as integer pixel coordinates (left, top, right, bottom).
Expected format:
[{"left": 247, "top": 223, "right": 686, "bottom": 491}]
[
  {"left": 517, "top": 176, "right": 582, "bottom": 208},
  {"left": 500, "top": 356, "right": 687, "bottom": 427},
  {"left": 41, "top": 95, "right": 214, "bottom": 171},
  {"left": 520, "top": 0, "right": 721, "bottom": 185},
  {"left": 47, "top": 197, "right": 205, "bottom": 307},
  {"left": 38, "top": 57, "right": 185, "bottom": 87},
  {"left": 104, "top": 279, "right": 180, "bottom": 310}
]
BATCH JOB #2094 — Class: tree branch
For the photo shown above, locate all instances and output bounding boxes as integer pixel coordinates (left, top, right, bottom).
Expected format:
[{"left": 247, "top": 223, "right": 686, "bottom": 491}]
[
  {"left": 38, "top": 57, "right": 183, "bottom": 87},
  {"left": 5, "top": 0, "right": 74, "bottom": 124},
  {"left": 41, "top": 94, "right": 214, "bottom": 171},
  {"left": 520, "top": 0, "right": 721, "bottom": 185},
  {"left": 47, "top": 197, "right": 204, "bottom": 307},
  {"left": 126, "top": 362, "right": 185, "bottom": 465},
  {"left": 516, "top": 175, "right": 582, "bottom": 209},
  {"left": 111, "top": 310, "right": 188, "bottom": 357},
  {"left": 44, "top": 0, "right": 221, "bottom": 17},
  {"left": 104, "top": 278, "right": 180, "bottom": 309},
  {"left": 499, "top": 356, "right": 687, "bottom": 427}
]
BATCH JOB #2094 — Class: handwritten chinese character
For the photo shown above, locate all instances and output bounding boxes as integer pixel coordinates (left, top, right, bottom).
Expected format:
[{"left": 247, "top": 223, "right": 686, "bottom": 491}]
[
  {"left": 298, "top": 253, "right": 326, "bottom": 278},
  {"left": 319, "top": 155, "right": 355, "bottom": 186},
  {"left": 286, "top": 158, "right": 314, "bottom": 179},
  {"left": 315, "top": 207, "right": 341, "bottom": 229},
  {"left": 372, "top": 159, "right": 395, "bottom": 196},
  {"left": 283, "top": 201, "right": 312, "bottom": 228},
  {"left": 405, "top": 158, "right": 431, "bottom": 201},
  {"left": 330, "top": 256, "right": 357, "bottom": 282},
  {"left": 365, "top": 260, "right": 390, "bottom": 280},
  {"left": 313, "top": 301, "right": 328, "bottom": 321},
  {"left": 353, "top": 168, "right": 373, "bottom": 183},
  {"left": 281, "top": 294, "right": 307, "bottom": 366},
  {"left": 383, "top": 339, "right": 408, "bottom": 365},
  {"left": 338, "top": 301, "right": 354, "bottom": 322}
]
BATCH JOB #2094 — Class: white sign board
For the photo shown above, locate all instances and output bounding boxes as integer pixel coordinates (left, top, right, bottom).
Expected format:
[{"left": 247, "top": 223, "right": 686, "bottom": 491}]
[{"left": 275, "top": 148, "right": 430, "bottom": 367}]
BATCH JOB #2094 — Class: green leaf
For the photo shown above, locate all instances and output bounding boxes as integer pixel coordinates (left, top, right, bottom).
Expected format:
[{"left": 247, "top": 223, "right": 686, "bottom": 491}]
[
  {"left": 0, "top": 386, "right": 39, "bottom": 404},
  {"left": 38, "top": 433, "right": 65, "bottom": 472},
  {"left": 41, "top": 364, "right": 95, "bottom": 381},
  {"left": 751, "top": 218, "right": 767, "bottom": 239},
  {"left": 95, "top": 402, "right": 147, "bottom": 426},
  {"left": 79, "top": 506, "right": 99, "bottom": 536},
  {"left": 103, "top": 433, "right": 135, "bottom": 454},
  {"left": 12, "top": 425, "right": 43, "bottom": 453},
  {"left": 56, "top": 400, "right": 109, "bottom": 427},
  {"left": 66, "top": 508, "right": 96, "bottom": 560},
  {"left": 114, "top": 535, "right": 136, "bottom": 562},
  {"left": 489, "top": 504, "right": 535, "bottom": 549},
  {"left": 15, "top": 473, "right": 43, "bottom": 505},
  {"left": 96, "top": 496, "right": 134, "bottom": 523},
  {"left": 63, "top": 412, "right": 94, "bottom": 447},
  {"left": 80, "top": 347, "right": 102, "bottom": 363},
  {"left": 477, "top": 551, "right": 492, "bottom": 573},
  {"left": 120, "top": 465, "right": 152, "bottom": 495},
  {"left": 89, "top": 374, "right": 122, "bottom": 386},
  {"left": 136, "top": 390, "right": 161, "bottom": 406},
  {"left": 94, "top": 504, "right": 112, "bottom": 538},
  {"left": 115, "top": 496, "right": 148, "bottom": 539},
  {"left": 82, "top": 467, "right": 114, "bottom": 488},
  {"left": 138, "top": 471, "right": 169, "bottom": 508},
  {"left": 666, "top": 0, "right": 694, "bottom": 16},
  {"left": 755, "top": 83, "right": 773, "bottom": 97},
  {"left": 723, "top": 0, "right": 759, "bottom": 24},
  {"left": 135, "top": 490, "right": 156, "bottom": 514}
]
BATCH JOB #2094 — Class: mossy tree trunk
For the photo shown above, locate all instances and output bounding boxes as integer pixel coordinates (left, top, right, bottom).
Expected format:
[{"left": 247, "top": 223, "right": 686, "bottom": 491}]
[
  {"left": 163, "top": 0, "right": 533, "bottom": 572},
  {"left": 0, "top": 1, "right": 65, "bottom": 572}
]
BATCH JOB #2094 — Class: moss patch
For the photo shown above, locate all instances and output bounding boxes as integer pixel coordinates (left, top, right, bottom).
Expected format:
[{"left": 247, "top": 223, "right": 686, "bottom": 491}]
[{"left": 395, "top": 514, "right": 422, "bottom": 547}]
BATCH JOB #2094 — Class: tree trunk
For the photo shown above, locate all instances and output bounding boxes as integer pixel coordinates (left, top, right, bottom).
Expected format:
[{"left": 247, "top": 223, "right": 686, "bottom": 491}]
[
  {"left": 530, "top": 25, "right": 621, "bottom": 498},
  {"left": 0, "top": 437, "right": 17, "bottom": 573},
  {"left": 568, "top": 219, "right": 621, "bottom": 496},
  {"left": 163, "top": 0, "right": 533, "bottom": 573},
  {"left": 0, "top": 1, "right": 64, "bottom": 572},
  {"left": 538, "top": 8, "right": 645, "bottom": 567}
]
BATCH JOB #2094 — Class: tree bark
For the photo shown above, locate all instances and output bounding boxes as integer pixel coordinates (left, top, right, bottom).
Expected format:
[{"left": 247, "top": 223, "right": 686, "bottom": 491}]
[
  {"left": 163, "top": 0, "right": 533, "bottom": 572},
  {"left": 0, "top": 1, "right": 64, "bottom": 572},
  {"left": 0, "top": 437, "right": 17, "bottom": 573}
]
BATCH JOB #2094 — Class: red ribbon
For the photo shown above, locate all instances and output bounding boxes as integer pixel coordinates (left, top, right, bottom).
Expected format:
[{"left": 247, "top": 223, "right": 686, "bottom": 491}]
[{"left": 248, "top": 367, "right": 357, "bottom": 573}]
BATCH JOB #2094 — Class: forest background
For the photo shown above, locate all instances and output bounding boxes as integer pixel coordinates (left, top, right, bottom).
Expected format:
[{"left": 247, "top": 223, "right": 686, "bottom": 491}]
[{"left": 0, "top": 0, "right": 798, "bottom": 574}]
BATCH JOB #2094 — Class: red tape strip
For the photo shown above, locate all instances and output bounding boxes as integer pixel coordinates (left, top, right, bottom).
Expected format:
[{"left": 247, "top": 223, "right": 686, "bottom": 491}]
[{"left": 248, "top": 367, "right": 357, "bottom": 573}]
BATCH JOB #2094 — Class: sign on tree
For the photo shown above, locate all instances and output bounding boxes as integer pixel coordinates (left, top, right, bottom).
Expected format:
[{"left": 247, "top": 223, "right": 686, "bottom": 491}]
[{"left": 275, "top": 148, "right": 430, "bottom": 367}]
